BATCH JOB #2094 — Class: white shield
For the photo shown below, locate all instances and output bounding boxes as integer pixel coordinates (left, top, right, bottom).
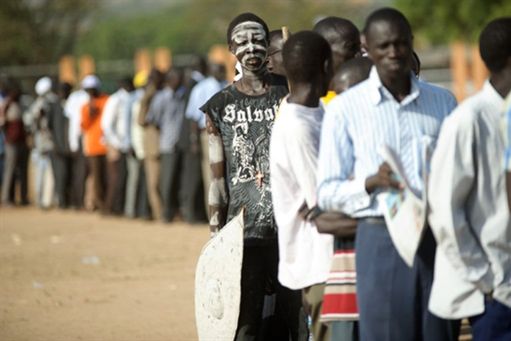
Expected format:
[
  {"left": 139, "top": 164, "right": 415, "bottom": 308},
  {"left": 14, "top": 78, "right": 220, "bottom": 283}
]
[{"left": 195, "top": 210, "right": 244, "bottom": 340}]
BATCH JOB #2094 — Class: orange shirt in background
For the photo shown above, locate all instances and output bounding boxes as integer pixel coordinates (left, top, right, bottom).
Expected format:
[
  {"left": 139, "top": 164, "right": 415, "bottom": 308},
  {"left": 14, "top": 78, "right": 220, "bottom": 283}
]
[{"left": 80, "top": 94, "right": 109, "bottom": 156}]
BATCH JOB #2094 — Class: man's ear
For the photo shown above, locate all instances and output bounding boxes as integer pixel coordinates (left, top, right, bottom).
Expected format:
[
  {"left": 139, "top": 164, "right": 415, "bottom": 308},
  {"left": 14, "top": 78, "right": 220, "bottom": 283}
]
[
  {"left": 361, "top": 34, "right": 368, "bottom": 53},
  {"left": 228, "top": 42, "right": 235, "bottom": 54}
]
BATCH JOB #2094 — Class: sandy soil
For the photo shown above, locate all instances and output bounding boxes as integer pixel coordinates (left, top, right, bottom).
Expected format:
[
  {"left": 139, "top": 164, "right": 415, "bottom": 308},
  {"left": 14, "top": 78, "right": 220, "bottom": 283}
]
[{"left": 0, "top": 207, "right": 209, "bottom": 341}]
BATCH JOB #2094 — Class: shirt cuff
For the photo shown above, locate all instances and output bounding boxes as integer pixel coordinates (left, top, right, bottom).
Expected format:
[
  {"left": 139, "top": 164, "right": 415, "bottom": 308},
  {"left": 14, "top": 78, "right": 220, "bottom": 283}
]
[{"left": 340, "top": 178, "right": 373, "bottom": 215}]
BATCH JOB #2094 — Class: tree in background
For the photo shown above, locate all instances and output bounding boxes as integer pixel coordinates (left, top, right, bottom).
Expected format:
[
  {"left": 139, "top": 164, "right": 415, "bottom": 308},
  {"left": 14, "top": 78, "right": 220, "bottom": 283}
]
[
  {"left": 0, "top": 0, "right": 98, "bottom": 65},
  {"left": 395, "top": 0, "right": 511, "bottom": 99},
  {"left": 394, "top": 0, "right": 511, "bottom": 44},
  {"left": 76, "top": 0, "right": 375, "bottom": 62}
]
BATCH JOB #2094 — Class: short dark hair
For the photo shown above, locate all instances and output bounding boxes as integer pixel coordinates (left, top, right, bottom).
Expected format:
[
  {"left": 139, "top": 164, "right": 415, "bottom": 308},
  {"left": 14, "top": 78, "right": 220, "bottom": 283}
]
[
  {"left": 226, "top": 12, "right": 269, "bottom": 44},
  {"left": 335, "top": 56, "right": 373, "bottom": 87},
  {"left": 479, "top": 17, "right": 511, "bottom": 73},
  {"left": 282, "top": 30, "right": 331, "bottom": 84},
  {"left": 313, "top": 16, "right": 359, "bottom": 45},
  {"left": 363, "top": 7, "right": 412, "bottom": 38},
  {"left": 269, "top": 29, "right": 284, "bottom": 41}
]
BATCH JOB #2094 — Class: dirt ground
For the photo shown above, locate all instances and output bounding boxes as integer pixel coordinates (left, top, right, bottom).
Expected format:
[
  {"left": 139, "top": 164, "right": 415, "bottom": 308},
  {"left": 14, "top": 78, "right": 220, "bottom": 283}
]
[{"left": 0, "top": 207, "right": 209, "bottom": 341}]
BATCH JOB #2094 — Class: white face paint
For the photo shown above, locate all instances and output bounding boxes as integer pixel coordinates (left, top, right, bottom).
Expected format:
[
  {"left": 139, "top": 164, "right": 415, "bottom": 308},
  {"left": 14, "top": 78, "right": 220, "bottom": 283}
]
[
  {"left": 230, "top": 21, "right": 268, "bottom": 72},
  {"left": 209, "top": 134, "right": 224, "bottom": 164}
]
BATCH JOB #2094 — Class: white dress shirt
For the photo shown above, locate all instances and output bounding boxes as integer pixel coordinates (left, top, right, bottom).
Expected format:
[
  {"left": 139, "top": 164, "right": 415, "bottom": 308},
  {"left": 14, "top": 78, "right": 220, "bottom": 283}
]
[
  {"left": 428, "top": 81, "right": 511, "bottom": 319},
  {"left": 64, "top": 89, "right": 89, "bottom": 153},
  {"left": 317, "top": 67, "right": 456, "bottom": 217},
  {"left": 270, "top": 98, "right": 333, "bottom": 290},
  {"left": 101, "top": 88, "right": 131, "bottom": 152}
]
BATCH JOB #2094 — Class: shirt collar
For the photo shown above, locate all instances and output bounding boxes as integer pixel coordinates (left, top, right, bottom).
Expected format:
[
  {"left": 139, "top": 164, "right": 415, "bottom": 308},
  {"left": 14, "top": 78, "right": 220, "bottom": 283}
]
[{"left": 368, "top": 66, "right": 420, "bottom": 106}]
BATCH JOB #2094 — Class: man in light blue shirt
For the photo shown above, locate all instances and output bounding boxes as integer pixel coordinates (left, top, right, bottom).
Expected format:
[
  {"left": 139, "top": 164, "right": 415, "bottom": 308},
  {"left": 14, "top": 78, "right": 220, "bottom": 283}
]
[
  {"left": 317, "top": 8, "right": 459, "bottom": 341},
  {"left": 145, "top": 68, "right": 185, "bottom": 223}
]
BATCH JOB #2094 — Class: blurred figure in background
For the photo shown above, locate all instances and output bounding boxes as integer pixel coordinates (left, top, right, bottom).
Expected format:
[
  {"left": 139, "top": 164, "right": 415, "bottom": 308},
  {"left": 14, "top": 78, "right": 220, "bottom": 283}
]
[
  {"left": 27, "top": 77, "right": 56, "bottom": 209},
  {"left": 80, "top": 75, "right": 109, "bottom": 213},
  {"left": 101, "top": 77, "right": 134, "bottom": 216},
  {"left": 138, "top": 69, "right": 165, "bottom": 221},
  {"left": 65, "top": 81, "right": 89, "bottom": 210},
  {"left": 1, "top": 82, "right": 29, "bottom": 206},
  {"left": 184, "top": 61, "right": 227, "bottom": 215},
  {"left": 49, "top": 82, "right": 73, "bottom": 209},
  {"left": 125, "top": 71, "right": 151, "bottom": 219},
  {"left": 145, "top": 68, "right": 185, "bottom": 223}
]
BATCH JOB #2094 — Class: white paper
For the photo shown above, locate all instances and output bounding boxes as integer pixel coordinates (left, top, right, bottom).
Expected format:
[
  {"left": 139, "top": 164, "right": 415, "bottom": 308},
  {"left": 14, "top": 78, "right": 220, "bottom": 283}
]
[{"left": 377, "top": 145, "right": 427, "bottom": 267}]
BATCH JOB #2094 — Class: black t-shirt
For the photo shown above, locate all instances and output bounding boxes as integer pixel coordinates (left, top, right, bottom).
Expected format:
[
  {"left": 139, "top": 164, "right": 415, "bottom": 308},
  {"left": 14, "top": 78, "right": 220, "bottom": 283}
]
[{"left": 202, "top": 83, "right": 288, "bottom": 241}]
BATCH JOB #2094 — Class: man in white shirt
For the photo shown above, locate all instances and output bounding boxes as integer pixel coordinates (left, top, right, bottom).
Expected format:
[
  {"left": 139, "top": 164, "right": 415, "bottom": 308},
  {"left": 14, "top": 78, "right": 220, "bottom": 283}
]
[
  {"left": 101, "top": 77, "right": 133, "bottom": 215},
  {"left": 428, "top": 17, "right": 511, "bottom": 340},
  {"left": 270, "top": 31, "right": 333, "bottom": 341},
  {"left": 64, "top": 86, "right": 89, "bottom": 209}
]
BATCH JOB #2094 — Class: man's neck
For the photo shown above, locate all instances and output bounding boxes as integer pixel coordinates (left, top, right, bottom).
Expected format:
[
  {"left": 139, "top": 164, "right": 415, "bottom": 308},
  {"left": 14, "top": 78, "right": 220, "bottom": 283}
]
[
  {"left": 235, "top": 69, "right": 269, "bottom": 96},
  {"left": 287, "top": 83, "right": 321, "bottom": 108},
  {"left": 378, "top": 69, "right": 411, "bottom": 102},
  {"left": 489, "top": 68, "right": 511, "bottom": 98}
]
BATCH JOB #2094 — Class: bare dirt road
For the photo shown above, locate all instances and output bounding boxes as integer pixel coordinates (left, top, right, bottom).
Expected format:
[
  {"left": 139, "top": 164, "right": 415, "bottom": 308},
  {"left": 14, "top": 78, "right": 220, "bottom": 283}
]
[{"left": 0, "top": 207, "right": 209, "bottom": 341}]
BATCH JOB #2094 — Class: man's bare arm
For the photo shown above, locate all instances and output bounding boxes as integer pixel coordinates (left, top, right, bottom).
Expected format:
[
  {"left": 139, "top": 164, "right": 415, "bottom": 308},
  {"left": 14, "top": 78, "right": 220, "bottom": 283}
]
[{"left": 206, "top": 115, "right": 228, "bottom": 235}]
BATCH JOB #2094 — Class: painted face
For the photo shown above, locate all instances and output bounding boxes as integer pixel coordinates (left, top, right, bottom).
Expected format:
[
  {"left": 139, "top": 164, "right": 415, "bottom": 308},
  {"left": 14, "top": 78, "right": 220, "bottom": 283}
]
[
  {"left": 366, "top": 20, "right": 412, "bottom": 78},
  {"left": 230, "top": 21, "right": 268, "bottom": 72}
]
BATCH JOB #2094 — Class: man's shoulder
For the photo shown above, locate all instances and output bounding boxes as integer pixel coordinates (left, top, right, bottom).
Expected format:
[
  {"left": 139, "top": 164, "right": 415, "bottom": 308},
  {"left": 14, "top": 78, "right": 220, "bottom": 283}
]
[
  {"left": 418, "top": 81, "right": 456, "bottom": 104},
  {"left": 446, "top": 90, "right": 487, "bottom": 128}
]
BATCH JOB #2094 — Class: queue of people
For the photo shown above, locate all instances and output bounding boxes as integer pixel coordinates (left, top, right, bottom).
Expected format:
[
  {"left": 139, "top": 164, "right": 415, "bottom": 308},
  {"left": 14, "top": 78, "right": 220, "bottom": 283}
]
[
  {"left": 1, "top": 6, "right": 510, "bottom": 341},
  {"left": 201, "top": 8, "right": 511, "bottom": 341},
  {"left": 0, "top": 60, "right": 227, "bottom": 225}
]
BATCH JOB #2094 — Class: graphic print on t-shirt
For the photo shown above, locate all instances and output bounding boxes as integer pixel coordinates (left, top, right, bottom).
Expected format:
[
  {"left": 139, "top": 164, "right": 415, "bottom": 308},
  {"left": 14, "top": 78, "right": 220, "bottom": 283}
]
[{"left": 202, "top": 84, "right": 288, "bottom": 240}]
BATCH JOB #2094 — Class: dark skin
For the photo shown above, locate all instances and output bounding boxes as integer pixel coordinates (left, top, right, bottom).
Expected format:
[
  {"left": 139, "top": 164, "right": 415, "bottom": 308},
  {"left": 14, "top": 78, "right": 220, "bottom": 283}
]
[
  {"left": 287, "top": 60, "right": 332, "bottom": 108},
  {"left": 228, "top": 29, "right": 272, "bottom": 96},
  {"left": 85, "top": 88, "right": 100, "bottom": 118},
  {"left": 490, "top": 56, "right": 511, "bottom": 211},
  {"left": 364, "top": 19, "right": 413, "bottom": 194},
  {"left": 267, "top": 34, "right": 286, "bottom": 76}
]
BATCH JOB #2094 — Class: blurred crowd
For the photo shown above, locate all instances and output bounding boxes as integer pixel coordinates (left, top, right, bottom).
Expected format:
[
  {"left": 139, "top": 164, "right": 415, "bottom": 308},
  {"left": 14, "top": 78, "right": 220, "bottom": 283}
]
[{"left": 0, "top": 58, "right": 227, "bottom": 225}]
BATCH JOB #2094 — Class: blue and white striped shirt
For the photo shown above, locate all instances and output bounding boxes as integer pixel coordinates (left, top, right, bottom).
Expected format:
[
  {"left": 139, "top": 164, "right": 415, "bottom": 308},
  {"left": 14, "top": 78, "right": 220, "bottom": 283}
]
[{"left": 317, "top": 67, "right": 457, "bottom": 218}]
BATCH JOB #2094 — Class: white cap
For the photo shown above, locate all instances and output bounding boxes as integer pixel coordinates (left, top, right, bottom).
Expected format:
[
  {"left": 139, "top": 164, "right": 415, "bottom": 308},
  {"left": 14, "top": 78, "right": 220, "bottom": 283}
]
[
  {"left": 35, "top": 77, "right": 52, "bottom": 96},
  {"left": 81, "top": 75, "right": 101, "bottom": 90}
]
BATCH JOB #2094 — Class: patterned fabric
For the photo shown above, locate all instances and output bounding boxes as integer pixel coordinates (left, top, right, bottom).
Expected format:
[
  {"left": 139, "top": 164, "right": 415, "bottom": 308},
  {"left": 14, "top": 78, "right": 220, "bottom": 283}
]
[
  {"left": 321, "top": 238, "right": 358, "bottom": 322},
  {"left": 202, "top": 83, "right": 288, "bottom": 240},
  {"left": 317, "top": 67, "right": 457, "bottom": 218}
]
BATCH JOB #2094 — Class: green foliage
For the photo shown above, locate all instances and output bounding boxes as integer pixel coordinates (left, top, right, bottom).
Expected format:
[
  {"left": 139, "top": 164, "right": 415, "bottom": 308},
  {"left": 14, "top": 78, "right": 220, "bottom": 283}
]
[
  {"left": 394, "top": 0, "right": 511, "bottom": 44},
  {"left": 0, "top": 0, "right": 98, "bottom": 65},
  {"left": 76, "top": 0, "right": 369, "bottom": 61}
]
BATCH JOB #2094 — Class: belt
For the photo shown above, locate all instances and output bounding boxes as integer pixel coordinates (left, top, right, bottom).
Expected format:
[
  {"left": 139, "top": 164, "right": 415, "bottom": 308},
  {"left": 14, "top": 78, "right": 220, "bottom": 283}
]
[{"left": 359, "top": 216, "right": 385, "bottom": 224}]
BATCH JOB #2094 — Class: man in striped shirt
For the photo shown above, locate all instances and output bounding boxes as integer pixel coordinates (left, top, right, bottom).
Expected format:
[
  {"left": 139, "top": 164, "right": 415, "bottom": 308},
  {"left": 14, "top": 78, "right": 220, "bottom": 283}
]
[{"left": 317, "top": 8, "right": 459, "bottom": 341}]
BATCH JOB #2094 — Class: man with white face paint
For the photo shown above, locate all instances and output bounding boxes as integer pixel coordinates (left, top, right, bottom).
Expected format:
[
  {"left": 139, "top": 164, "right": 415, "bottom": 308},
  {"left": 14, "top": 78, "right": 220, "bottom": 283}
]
[{"left": 201, "top": 12, "right": 305, "bottom": 341}]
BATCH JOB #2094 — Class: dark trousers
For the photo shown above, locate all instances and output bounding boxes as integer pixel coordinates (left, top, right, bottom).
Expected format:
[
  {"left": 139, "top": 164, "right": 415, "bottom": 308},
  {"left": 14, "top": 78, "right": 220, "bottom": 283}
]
[
  {"left": 70, "top": 151, "right": 87, "bottom": 209},
  {"left": 87, "top": 155, "right": 107, "bottom": 212},
  {"left": 235, "top": 241, "right": 307, "bottom": 341},
  {"left": 469, "top": 298, "right": 511, "bottom": 341},
  {"left": 51, "top": 152, "right": 73, "bottom": 208},
  {"left": 159, "top": 151, "right": 181, "bottom": 222},
  {"left": 136, "top": 160, "right": 151, "bottom": 219},
  {"left": 355, "top": 220, "right": 460, "bottom": 341},
  {"left": 1, "top": 143, "right": 28, "bottom": 204},
  {"left": 179, "top": 150, "right": 207, "bottom": 223},
  {"left": 105, "top": 153, "right": 127, "bottom": 215}
]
